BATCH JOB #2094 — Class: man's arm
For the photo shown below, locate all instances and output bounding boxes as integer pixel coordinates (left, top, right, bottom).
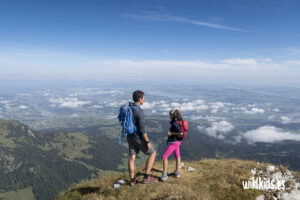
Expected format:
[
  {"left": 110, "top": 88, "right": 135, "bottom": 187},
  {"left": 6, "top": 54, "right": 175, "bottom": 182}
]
[
  {"left": 142, "top": 133, "right": 150, "bottom": 142},
  {"left": 142, "top": 133, "right": 152, "bottom": 150},
  {"left": 137, "top": 110, "right": 146, "bottom": 139},
  {"left": 137, "top": 109, "right": 152, "bottom": 148}
]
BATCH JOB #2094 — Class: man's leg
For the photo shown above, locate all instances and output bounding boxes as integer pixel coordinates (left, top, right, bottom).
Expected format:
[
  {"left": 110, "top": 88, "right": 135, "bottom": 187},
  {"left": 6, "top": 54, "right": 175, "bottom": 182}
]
[
  {"left": 128, "top": 154, "right": 136, "bottom": 179},
  {"left": 145, "top": 151, "right": 156, "bottom": 175}
]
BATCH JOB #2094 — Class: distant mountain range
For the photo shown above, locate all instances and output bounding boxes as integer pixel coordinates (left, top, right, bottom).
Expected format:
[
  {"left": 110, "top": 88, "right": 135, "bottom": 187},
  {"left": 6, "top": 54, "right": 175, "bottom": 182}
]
[{"left": 0, "top": 119, "right": 126, "bottom": 200}]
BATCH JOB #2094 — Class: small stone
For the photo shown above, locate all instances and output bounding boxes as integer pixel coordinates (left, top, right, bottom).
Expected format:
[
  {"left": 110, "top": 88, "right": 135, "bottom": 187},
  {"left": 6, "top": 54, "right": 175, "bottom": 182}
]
[
  {"left": 267, "top": 165, "right": 275, "bottom": 172},
  {"left": 188, "top": 167, "right": 196, "bottom": 172},
  {"left": 285, "top": 170, "right": 292, "bottom": 177},
  {"left": 117, "top": 180, "right": 126, "bottom": 185},
  {"left": 113, "top": 180, "right": 126, "bottom": 189},
  {"left": 113, "top": 183, "right": 121, "bottom": 189},
  {"left": 251, "top": 168, "right": 257, "bottom": 175},
  {"left": 256, "top": 195, "right": 264, "bottom": 200}
]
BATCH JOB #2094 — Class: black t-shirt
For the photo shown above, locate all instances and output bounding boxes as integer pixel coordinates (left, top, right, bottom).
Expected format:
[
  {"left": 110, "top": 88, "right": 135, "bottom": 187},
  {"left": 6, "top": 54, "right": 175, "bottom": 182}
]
[{"left": 167, "top": 120, "right": 184, "bottom": 144}]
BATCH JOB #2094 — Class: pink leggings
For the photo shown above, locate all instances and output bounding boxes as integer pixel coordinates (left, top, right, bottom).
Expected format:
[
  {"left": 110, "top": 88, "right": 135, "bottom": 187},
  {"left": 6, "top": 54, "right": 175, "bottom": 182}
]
[{"left": 162, "top": 141, "right": 181, "bottom": 159}]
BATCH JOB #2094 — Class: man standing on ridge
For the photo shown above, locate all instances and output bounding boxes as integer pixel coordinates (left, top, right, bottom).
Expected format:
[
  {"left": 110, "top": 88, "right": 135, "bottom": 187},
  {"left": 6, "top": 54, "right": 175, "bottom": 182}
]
[{"left": 127, "top": 90, "right": 158, "bottom": 185}]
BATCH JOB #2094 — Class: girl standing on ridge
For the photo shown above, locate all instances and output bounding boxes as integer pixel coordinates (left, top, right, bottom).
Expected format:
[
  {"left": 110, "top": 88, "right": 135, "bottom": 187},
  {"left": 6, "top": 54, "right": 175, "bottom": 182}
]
[{"left": 161, "top": 108, "right": 185, "bottom": 181}]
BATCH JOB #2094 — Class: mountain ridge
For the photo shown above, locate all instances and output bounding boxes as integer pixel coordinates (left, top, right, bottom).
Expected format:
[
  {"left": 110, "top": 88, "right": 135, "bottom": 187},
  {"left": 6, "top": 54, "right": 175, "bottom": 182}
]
[{"left": 55, "top": 158, "right": 300, "bottom": 200}]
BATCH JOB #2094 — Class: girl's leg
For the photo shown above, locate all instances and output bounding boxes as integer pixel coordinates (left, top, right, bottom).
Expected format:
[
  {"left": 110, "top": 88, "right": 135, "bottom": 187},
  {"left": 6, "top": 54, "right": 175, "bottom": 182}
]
[
  {"left": 174, "top": 141, "right": 181, "bottom": 172},
  {"left": 162, "top": 143, "right": 176, "bottom": 172},
  {"left": 163, "top": 158, "right": 168, "bottom": 172},
  {"left": 176, "top": 157, "right": 181, "bottom": 172}
]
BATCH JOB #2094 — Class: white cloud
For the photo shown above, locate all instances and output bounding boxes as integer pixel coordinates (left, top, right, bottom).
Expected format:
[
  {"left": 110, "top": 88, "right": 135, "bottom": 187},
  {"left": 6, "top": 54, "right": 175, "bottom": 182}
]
[
  {"left": 189, "top": 115, "right": 224, "bottom": 122},
  {"left": 68, "top": 89, "right": 122, "bottom": 97},
  {"left": 194, "top": 99, "right": 205, "bottom": 104},
  {"left": 16, "top": 93, "right": 31, "bottom": 96},
  {"left": 141, "top": 101, "right": 158, "bottom": 109},
  {"left": 18, "top": 105, "right": 28, "bottom": 109},
  {"left": 86, "top": 57, "right": 289, "bottom": 78},
  {"left": 99, "top": 59, "right": 212, "bottom": 71},
  {"left": 243, "top": 126, "right": 300, "bottom": 143},
  {"left": 92, "top": 105, "right": 103, "bottom": 109},
  {"left": 286, "top": 60, "right": 300, "bottom": 65},
  {"left": 0, "top": 100, "right": 10, "bottom": 104},
  {"left": 69, "top": 114, "right": 79, "bottom": 118},
  {"left": 242, "top": 107, "right": 265, "bottom": 114},
  {"left": 141, "top": 99, "right": 207, "bottom": 113},
  {"left": 49, "top": 97, "right": 91, "bottom": 108},
  {"left": 222, "top": 58, "right": 257, "bottom": 65},
  {"left": 107, "top": 100, "right": 131, "bottom": 107},
  {"left": 210, "top": 102, "right": 228, "bottom": 113},
  {"left": 163, "top": 106, "right": 172, "bottom": 112},
  {"left": 198, "top": 120, "right": 234, "bottom": 139},
  {"left": 171, "top": 102, "right": 181, "bottom": 107},
  {"left": 2, "top": 46, "right": 297, "bottom": 84},
  {"left": 0, "top": 100, "right": 11, "bottom": 109},
  {"left": 41, "top": 111, "right": 51, "bottom": 116},
  {"left": 281, "top": 116, "right": 292, "bottom": 124},
  {"left": 160, "top": 103, "right": 169, "bottom": 108},
  {"left": 211, "top": 109, "right": 218, "bottom": 113},
  {"left": 123, "top": 11, "right": 247, "bottom": 32},
  {"left": 285, "top": 48, "right": 300, "bottom": 57},
  {"left": 273, "top": 108, "right": 280, "bottom": 112},
  {"left": 162, "top": 112, "right": 168, "bottom": 115},
  {"left": 43, "top": 93, "right": 51, "bottom": 96},
  {"left": 178, "top": 102, "right": 208, "bottom": 111},
  {"left": 268, "top": 115, "right": 276, "bottom": 120}
]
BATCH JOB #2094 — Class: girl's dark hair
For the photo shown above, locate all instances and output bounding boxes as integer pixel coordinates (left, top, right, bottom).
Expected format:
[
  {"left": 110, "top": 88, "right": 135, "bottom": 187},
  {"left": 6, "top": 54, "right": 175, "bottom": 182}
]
[
  {"left": 169, "top": 109, "right": 183, "bottom": 121},
  {"left": 133, "top": 90, "right": 144, "bottom": 102}
]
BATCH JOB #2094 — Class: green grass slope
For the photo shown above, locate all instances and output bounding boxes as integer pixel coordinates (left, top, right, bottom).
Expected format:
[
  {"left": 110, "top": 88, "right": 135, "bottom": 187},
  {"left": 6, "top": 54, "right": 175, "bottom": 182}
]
[{"left": 55, "top": 158, "right": 300, "bottom": 200}]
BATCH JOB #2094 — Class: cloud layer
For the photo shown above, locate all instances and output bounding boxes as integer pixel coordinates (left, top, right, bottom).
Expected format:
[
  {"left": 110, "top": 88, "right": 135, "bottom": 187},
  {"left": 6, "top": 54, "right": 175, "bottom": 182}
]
[
  {"left": 141, "top": 99, "right": 208, "bottom": 113},
  {"left": 243, "top": 126, "right": 300, "bottom": 143},
  {"left": 198, "top": 120, "right": 234, "bottom": 139},
  {"left": 49, "top": 97, "right": 91, "bottom": 108}
]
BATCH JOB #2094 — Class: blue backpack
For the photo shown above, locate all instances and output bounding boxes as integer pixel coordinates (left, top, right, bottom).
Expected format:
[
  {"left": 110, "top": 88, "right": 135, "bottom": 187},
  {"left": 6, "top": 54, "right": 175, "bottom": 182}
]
[{"left": 118, "top": 104, "right": 137, "bottom": 143}]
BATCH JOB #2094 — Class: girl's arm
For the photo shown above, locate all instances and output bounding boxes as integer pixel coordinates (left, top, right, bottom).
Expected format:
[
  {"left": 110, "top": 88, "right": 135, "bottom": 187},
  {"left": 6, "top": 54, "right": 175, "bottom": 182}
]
[{"left": 168, "top": 131, "right": 183, "bottom": 136}]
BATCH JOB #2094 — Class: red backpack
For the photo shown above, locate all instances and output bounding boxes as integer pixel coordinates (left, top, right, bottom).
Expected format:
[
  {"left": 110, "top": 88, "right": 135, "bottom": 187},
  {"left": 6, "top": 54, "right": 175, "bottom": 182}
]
[{"left": 177, "top": 120, "right": 188, "bottom": 140}]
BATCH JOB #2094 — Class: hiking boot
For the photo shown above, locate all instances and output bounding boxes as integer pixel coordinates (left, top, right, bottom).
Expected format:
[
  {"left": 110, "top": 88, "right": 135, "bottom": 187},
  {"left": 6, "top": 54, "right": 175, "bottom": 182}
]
[
  {"left": 143, "top": 176, "right": 158, "bottom": 184},
  {"left": 161, "top": 172, "right": 168, "bottom": 181},
  {"left": 130, "top": 180, "right": 137, "bottom": 186},
  {"left": 174, "top": 170, "right": 180, "bottom": 178}
]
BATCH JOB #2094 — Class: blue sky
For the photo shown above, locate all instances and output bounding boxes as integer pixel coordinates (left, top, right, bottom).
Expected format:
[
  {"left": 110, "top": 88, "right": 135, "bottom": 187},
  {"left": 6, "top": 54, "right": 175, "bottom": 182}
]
[{"left": 0, "top": 0, "right": 300, "bottom": 85}]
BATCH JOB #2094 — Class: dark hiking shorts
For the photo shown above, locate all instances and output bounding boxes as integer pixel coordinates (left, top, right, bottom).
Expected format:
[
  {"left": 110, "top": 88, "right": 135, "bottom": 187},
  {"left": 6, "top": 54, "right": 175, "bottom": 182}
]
[{"left": 127, "top": 136, "right": 156, "bottom": 156}]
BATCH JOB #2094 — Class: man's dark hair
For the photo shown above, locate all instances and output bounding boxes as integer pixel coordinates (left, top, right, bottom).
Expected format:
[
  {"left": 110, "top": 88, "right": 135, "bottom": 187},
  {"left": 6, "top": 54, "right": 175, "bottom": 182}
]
[{"left": 133, "top": 90, "right": 144, "bottom": 102}]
